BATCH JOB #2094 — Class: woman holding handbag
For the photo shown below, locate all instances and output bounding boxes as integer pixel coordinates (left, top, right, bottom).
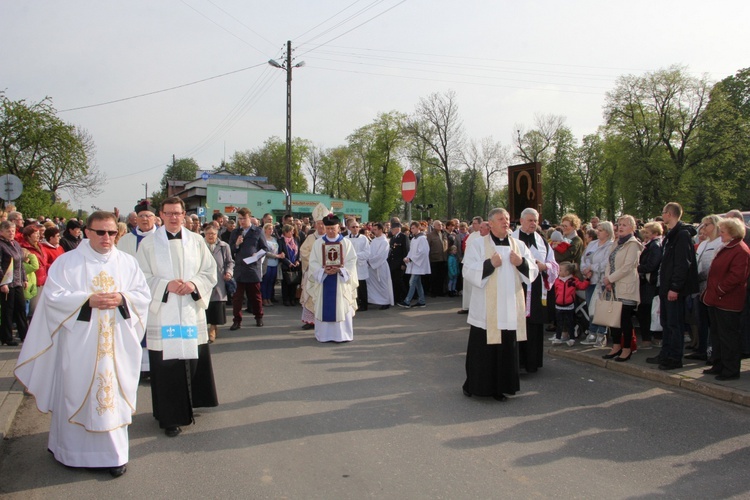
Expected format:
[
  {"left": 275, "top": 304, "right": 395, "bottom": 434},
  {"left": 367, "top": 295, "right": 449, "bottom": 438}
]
[
  {"left": 261, "top": 223, "right": 283, "bottom": 307},
  {"left": 278, "top": 224, "right": 301, "bottom": 306},
  {"left": 580, "top": 221, "right": 615, "bottom": 347},
  {"left": 601, "top": 215, "right": 643, "bottom": 362}
]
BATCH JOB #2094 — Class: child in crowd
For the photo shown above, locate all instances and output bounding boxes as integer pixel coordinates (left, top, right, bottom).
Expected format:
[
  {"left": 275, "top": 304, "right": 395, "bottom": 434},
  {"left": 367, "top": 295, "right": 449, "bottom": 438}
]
[
  {"left": 549, "top": 230, "right": 570, "bottom": 254},
  {"left": 447, "top": 245, "right": 459, "bottom": 297},
  {"left": 552, "top": 261, "right": 590, "bottom": 346}
]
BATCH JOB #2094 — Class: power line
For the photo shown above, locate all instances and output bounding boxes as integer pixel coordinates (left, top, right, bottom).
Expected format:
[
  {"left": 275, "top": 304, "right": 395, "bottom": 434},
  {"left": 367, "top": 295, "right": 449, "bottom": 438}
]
[
  {"left": 297, "top": 1, "right": 406, "bottom": 57},
  {"left": 308, "top": 64, "right": 606, "bottom": 96},
  {"left": 294, "top": 0, "right": 366, "bottom": 41},
  {"left": 297, "top": 0, "right": 388, "bottom": 48},
  {"left": 58, "top": 63, "right": 266, "bottom": 112},
  {"left": 203, "top": 0, "right": 278, "bottom": 50},
  {"left": 180, "top": 0, "right": 268, "bottom": 56}
]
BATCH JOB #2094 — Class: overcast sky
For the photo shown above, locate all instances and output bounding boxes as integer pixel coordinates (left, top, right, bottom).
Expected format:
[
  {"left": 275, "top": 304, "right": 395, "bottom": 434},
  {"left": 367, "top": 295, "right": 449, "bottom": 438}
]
[{"left": 2, "top": 0, "right": 748, "bottom": 214}]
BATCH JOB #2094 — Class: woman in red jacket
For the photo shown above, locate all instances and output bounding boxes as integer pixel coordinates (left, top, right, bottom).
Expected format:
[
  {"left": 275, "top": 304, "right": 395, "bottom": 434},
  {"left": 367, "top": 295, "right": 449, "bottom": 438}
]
[
  {"left": 701, "top": 218, "right": 750, "bottom": 380},
  {"left": 19, "top": 224, "right": 49, "bottom": 319}
]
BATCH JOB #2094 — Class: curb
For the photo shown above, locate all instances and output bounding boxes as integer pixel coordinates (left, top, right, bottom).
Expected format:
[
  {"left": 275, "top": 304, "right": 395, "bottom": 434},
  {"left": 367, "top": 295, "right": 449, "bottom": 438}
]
[
  {"left": 0, "top": 356, "right": 24, "bottom": 441},
  {"left": 548, "top": 347, "right": 750, "bottom": 408}
]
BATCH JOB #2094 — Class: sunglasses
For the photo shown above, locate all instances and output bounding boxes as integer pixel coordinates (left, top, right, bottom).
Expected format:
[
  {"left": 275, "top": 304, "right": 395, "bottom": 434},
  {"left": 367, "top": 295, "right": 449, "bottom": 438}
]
[{"left": 90, "top": 229, "right": 119, "bottom": 237}]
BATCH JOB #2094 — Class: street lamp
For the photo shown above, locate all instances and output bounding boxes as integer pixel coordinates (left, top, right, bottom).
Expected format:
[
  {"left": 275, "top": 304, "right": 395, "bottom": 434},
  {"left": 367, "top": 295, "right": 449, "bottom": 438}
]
[{"left": 268, "top": 40, "right": 305, "bottom": 215}]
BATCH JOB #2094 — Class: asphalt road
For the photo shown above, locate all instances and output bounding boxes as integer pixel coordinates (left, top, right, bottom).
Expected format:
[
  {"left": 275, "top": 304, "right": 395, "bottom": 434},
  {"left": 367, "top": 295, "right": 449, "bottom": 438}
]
[{"left": 1, "top": 297, "right": 749, "bottom": 499}]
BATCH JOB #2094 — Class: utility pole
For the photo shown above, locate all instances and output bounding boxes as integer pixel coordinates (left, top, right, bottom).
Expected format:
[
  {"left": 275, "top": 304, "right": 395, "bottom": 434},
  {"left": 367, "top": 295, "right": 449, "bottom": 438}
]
[{"left": 269, "top": 41, "right": 304, "bottom": 216}]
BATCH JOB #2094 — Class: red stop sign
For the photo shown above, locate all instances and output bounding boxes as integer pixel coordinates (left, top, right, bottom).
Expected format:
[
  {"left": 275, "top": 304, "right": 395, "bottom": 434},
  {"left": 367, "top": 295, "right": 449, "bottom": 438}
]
[{"left": 401, "top": 170, "right": 417, "bottom": 202}]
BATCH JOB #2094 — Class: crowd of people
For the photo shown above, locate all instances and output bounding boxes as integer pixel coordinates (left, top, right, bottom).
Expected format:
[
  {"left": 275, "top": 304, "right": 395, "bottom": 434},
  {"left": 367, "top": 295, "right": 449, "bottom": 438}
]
[{"left": 5, "top": 198, "right": 750, "bottom": 479}]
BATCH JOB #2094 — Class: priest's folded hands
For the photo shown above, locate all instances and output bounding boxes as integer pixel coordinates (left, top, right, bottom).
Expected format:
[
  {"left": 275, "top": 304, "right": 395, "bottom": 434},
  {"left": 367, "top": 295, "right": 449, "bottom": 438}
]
[
  {"left": 167, "top": 279, "right": 197, "bottom": 295},
  {"left": 88, "top": 292, "right": 123, "bottom": 309}
]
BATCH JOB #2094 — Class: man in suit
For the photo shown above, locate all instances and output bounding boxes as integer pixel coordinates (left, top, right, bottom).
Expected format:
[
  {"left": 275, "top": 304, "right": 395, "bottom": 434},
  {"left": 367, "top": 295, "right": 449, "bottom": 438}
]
[
  {"left": 388, "top": 222, "right": 409, "bottom": 305},
  {"left": 229, "top": 208, "right": 267, "bottom": 329}
]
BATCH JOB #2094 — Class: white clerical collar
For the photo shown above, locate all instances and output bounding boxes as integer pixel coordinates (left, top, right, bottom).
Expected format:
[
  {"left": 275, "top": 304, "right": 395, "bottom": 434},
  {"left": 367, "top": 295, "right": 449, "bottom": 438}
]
[{"left": 136, "top": 226, "right": 157, "bottom": 237}]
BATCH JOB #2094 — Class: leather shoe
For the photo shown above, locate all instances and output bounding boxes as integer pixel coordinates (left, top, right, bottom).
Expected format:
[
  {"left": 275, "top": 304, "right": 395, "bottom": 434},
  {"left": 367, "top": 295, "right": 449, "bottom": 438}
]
[
  {"left": 165, "top": 426, "right": 182, "bottom": 437},
  {"left": 301, "top": 323, "right": 314, "bottom": 330},
  {"left": 2, "top": 340, "right": 18, "bottom": 346},
  {"left": 462, "top": 387, "right": 472, "bottom": 397},
  {"left": 256, "top": 318, "right": 263, "bottom": 327},
  {"left": 703, "top": 367, "right": 722, "bottom": 375},
  {"left": 658, "top": 359, "right": 683, "bottom": 370},
  {"left": 109, "top": 465, "right": 127, "bottom": 478},
  {"left": 456, "top": 309, "right": 468, "bottom": 314},
  {"left": 379, "top": 305, "right": 390, "bottom": 310},
  {"left": 492, "top": 394, "right": 508, "bottom": 402},
  {"left": 716, "top": 374, "right": 740, "bottom": 381},
  {"left": 645, "top": 356, "right": 663, "bottom": 364},
  {"left": 229, "top": 322, "right": 241, "bottom": 331}
]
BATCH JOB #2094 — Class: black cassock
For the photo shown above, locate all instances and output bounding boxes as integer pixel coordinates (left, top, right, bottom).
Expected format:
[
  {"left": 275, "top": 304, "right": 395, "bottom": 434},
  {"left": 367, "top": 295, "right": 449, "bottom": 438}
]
[
  {"left": 515, "top": 230, "right": 550, "bottom": 373},
  {"left": 463, "top": 234, "right": 530, "bottom": 398}
]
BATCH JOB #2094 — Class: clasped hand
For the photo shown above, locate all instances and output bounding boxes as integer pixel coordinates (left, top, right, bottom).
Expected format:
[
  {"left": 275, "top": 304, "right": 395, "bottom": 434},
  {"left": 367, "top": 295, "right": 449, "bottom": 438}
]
[
  {"left": 324, "top": 265, "right": 341, "bottom": 275},
  {"left": 167, "top": 279, "right": 196, "bottom": 295},
  {"left": 89, "top": 292, "right": 123, "bottom": 310},
  {"left": 491, "top": 250, "right": 522, "bottom": 267}
]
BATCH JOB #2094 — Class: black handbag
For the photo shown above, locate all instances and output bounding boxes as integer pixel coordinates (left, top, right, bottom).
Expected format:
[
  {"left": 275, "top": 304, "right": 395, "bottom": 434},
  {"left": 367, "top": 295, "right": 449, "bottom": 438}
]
[{"left": 283, "top": 268, "right": 302, "bottom": 286}]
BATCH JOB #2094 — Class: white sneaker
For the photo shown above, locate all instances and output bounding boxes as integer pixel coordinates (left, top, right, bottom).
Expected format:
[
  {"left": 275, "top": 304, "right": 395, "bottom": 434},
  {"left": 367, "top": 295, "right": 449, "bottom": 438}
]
[
  {"left": 566, "top": 339, "right": 576, "bottom": 347},
  {"left": 580, "top": 334, "right": 597, "bottom": 345},
  {"left": 551, "top": 338, "right": 564, "bottom": 345},
  {"left": 548, "top": 334, "right": 558, "bottom": 341}
]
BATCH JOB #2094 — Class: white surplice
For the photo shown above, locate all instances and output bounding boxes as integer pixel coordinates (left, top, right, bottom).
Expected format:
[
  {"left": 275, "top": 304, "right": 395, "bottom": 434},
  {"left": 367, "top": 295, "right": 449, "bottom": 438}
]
[
  {"left": 366, "top": 234, "right": 394, "bottom": 306},
  {"left": 15, "top": 241, "right": 150, "bottom": 468},
  {"left": 463, "top": 234, "right": 538, "bottom": 343}
]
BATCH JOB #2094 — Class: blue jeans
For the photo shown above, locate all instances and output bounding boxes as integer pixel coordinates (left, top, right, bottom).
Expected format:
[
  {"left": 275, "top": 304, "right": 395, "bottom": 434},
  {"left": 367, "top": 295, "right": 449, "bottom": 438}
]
[
  {"left": 404, "top": 274, "right": 425, "bottom": 305},
  {"left": 585, "top": 284, "right": 607, "bottom": 335},
  {"left": 261, "top": 266, "right": 278, "bottom": 299},
  {"left": 659, "top": 293, "right": 685, "bottom": 362}
]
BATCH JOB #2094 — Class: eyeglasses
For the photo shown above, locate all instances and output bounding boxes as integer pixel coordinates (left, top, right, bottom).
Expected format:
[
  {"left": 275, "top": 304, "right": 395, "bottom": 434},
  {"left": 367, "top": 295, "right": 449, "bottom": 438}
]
[
  {"left": 90, "top": 229, "right": 119, "bottom": 237},
  {"left": 162, "top": 211, "right": 184, "bottom": 218}
]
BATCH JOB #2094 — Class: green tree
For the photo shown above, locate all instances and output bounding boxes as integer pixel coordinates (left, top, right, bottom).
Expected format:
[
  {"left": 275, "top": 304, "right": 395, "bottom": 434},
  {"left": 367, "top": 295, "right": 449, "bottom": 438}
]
[
  {"left": 152, "top": 157, "right": 200, "bottom": 208},
  {"left": 0, "top": 92, "right": 103, "bottom": 206},
  {"left": 226, "top": 137, "right": 309, "bottom": 193}
]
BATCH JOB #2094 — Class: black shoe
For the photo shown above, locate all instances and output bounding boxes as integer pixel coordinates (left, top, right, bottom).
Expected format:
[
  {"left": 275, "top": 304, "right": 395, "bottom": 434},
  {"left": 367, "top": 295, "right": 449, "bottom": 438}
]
[
  {"left": 684, "top": 352, "right": 708, "bottom": 361},
  {"left": 109, "top": 465, "right": 127, "bottom": 478},
  {"left": 379, "top": 305, "right": 390, "bottom": 310},
  {"left": 716, "top": 374, "right": 740, "bottom": 381},
  {"left": 229, "top": 322, "right": 241, "bottom": 331},
  {"left": 397, "top": 301, "right": 411, "bottom": 308},
  {"left": 602, "top": 350, "right": 622, "bottom": 360},
  {"left": 492, "top": 394, "right": 508, "bottom": 402},
  {"left": 165, "top": 426, "right": 182, "bottom": 437},
  {"left": 703, "top": 367, "right": 722, "bottom": 375},
  {"left": 615, "top": 352, "right": 632, "bottom": 362},
  {"left": 646, "top": 356, "right": 663, "bottom": 364},
  {"left": 360, "top": 307, "right": 368, "bottom": 311},
  {"left": 457, "top": 309, "right": 468, "bottom": 314},
  {"left": 301, "top": 323, "right": 314, "bottom": 330},
  {"left": 462, "top": 387, "right": 472, "bottom": 397},
  {"left": 414, "top": 303, "right": 426, "bottom": 308},
  {"left": 256, "top": 318, "right": 264, "bottom": 327},
  {"left": 658, "top": 359, "right": 683, "bottom": 370},
  {"left": 2, "top": 340, "right": 18, "bottom": 346}
]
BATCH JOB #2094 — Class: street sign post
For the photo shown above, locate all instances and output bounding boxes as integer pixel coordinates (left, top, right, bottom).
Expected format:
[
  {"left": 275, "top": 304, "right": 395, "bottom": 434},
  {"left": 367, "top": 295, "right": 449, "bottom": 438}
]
[{"left": 401, "top": 170, "right": 417, "bottom": 222}]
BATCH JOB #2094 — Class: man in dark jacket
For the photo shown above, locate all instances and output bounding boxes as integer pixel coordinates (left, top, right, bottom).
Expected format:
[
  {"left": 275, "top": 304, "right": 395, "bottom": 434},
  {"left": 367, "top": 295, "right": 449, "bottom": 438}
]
[
  {"left": 647, "top": 202, "right": 698, "bottom": 370},
  {"left": 388, "top": 222, "right": 409, "bottom": 304},
  {"left": 229, "top": 208, "right": 267, "bottom": 329},
  {"left": 60, "top": 220, "right": 83, "bottom": 252}
]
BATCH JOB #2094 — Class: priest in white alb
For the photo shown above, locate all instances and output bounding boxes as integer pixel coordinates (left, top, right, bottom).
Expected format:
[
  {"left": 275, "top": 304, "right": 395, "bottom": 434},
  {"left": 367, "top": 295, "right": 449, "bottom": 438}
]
[
  {"left": 462, "top": 208, "right": 538, "bottom": 401},
  {"left": 366, "top": 222, "right": 394, "bottom": 309},
  {"left": 15, "top": 211, "right": 150, "bottom": 478},
  {"left": 306, "top": 212, "right": 358, "bottom": 342}
]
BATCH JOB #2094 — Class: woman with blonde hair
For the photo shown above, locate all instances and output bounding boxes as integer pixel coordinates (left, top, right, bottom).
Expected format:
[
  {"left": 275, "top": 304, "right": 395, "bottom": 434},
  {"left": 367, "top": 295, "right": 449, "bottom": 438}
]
[
  {"left": 687, "top": 215, "right": 722, "bottom": 360},
  {"left": 580, "top": 221, "right": 615, "bottom": 347},
  {"left": 601, "top": 215, "right": 643, "bottom": 362}
]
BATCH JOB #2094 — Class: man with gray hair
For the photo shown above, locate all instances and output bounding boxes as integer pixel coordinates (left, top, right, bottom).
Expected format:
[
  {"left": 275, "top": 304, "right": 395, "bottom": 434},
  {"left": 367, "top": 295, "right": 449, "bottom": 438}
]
[{"left": 512, "top": 208, "right": 559, "bottom": 373}]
